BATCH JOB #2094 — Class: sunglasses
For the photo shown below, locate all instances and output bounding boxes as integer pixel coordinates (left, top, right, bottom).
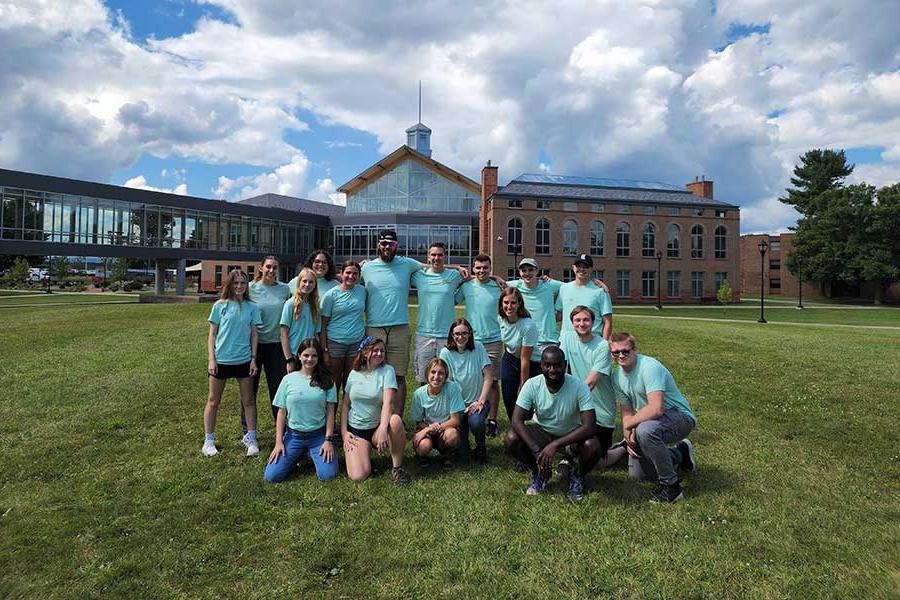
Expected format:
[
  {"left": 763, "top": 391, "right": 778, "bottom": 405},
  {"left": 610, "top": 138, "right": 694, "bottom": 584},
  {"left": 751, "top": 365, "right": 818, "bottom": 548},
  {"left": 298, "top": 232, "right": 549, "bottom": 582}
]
[
  {"left": 610, "top": 348, "right": 633, "bottom": 357},
  {"left": 378, "top": 241, "right": 398, "bottom": 248}
]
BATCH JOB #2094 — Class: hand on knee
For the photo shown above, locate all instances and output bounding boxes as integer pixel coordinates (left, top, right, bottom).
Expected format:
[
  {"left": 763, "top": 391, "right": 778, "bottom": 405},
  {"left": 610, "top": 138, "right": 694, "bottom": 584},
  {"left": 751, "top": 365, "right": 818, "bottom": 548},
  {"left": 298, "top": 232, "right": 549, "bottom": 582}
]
[{"left": 442, "top": 428, "right": 459, "bottom": 447}]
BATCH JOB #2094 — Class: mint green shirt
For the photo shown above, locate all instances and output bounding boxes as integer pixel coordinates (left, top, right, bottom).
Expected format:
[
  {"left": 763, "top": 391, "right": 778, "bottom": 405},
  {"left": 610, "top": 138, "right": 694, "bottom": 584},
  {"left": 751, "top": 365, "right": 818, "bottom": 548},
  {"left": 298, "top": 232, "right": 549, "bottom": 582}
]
[
  {"left": 412, "top": 268, "right": 463, "bottom": 337},
  {"left": 455, "top": 279, "right": 502, "bottom": 343},
  {"left": 559, "top": 332, "right": 616, "bottom": 428},
  {"left": 360, "top": 256, "right": 421, "bottom": 327},
  {"left": 208, "top": 300, "right": 262, "bottom": 365},
  {"left": 555, "top": 281, "right": 613, "bottom": 336},
  {"left": 508, "top": 279, "right": 563, "bottom": 346},
  {"left": 612, "top": 355, "right": 696, "bottom": 425},
  {"left": 516, "top": 373, "right": 594, "bottom": 437},
  {"left": 345, "top": 365, "right": 398, "bottom": 429},
  {"left": 248, "top": 281, "right": 292, "bottom": 344},
  {"left": 272, "top": 372, "right": 337, "bottom": 432},
  {"left": 279, "top": 299, "right": 321, "bottom": 356},
  {"left": 288, "top": 276, "right": 339, "bottom": 307},
  {"left": 321, "top": 285, "right": 367, "bottom": 344},
  {"left": 439, "top": 343, "right": 491, "bottom": 406},
  {"left": 498, "top": 316, "right": 538, "bottom": 357},
  {"left": 410, "top": 380, "right": 465, "bottom": 424}
]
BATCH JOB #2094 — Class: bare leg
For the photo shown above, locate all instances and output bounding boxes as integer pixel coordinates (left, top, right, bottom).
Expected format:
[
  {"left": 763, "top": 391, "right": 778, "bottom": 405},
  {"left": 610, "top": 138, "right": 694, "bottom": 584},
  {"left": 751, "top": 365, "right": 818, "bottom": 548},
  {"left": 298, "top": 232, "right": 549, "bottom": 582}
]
[
  {"left": 237, "top": 376, "right": 256, "bottom": 432},
  {"left": 415, "top": 436, "right": 434, "bottom": 457},
  {"left": 344, "top": 437, "right": 373, "bottom": 482},
  {"left": 341, "top": 354, "right": 356, "bottom": 391},
  {"left": 326, "top": 354, "right": 345, "bottom": 394},
  {"left": 388, "top": 414, "right": 406, "bottom": 468},
  {"left": 204, "top": 377, "right": 227, "bottom": 433},
  {"left": 394, "top": 376, "right": 407, "bottom": 417},
  {"left": 487, "top": 383, "right": 499, "bottom": 422}
]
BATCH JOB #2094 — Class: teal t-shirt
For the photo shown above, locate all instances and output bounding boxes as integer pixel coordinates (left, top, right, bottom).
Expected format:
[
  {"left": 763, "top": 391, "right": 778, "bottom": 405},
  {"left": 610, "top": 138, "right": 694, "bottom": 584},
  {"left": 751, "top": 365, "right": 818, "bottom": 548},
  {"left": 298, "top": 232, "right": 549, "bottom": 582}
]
[
  {"left": 455, "top": 279, "right": 502, "bottom": 343},
  {"left": 508, "top": 279, "right": 563, "bottom": 346},
  {"left": 559, "top": 332, "right": 616, "bottom": 428},
  {"left": 345, "top": 365, "right": 398, "bottom": 429},
  {"left": 248, "top": 281, "right": 292, "bottom": 344},
  {"left": 516, "top": 373, "right": 594, "bottom": 437},
  {"left": 279, "top": 299, "right": 321, "bottom": 356},
  {"left": 410, "top": 380, "right": 465, "bottom": 424},
  {"left": 360, "top": 256, "right": 421, "bottom": 327},
  {"left": 498, "top": 316, "right": 538, "bottom": 358},
  {"left": 555, "top": 281, "right": 613, "bottom": 336},
  {"left": 272, "top": 371, "right": 337, "bottom": 432},
  {"left": 612, "top": 355, "right": 696, "bottom": 425},
  {"left": 321, "top": 284, "right": 367, "bottom": 344},
  {"left": 288, "top": 276, "right": 339, "bottom": 307},
  {"left": 208, "top": 300, "right": 262, "bottom": 365},
  {"left": 412, "top": 268, "right": 463, "bottom": 337},
  {"left": 439, "top": 343, "right": 491, "bottom": 406}
]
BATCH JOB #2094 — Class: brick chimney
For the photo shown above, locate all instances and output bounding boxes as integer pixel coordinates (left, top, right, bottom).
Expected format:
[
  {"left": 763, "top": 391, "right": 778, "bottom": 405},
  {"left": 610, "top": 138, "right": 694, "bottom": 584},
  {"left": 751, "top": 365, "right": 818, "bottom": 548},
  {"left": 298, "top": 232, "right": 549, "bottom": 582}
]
[
  {"left": 686, "top": 175, "right": 714, "bottom": 199},
  {"left": 480, "top": 161, "right": 499, "bottom": 255}
]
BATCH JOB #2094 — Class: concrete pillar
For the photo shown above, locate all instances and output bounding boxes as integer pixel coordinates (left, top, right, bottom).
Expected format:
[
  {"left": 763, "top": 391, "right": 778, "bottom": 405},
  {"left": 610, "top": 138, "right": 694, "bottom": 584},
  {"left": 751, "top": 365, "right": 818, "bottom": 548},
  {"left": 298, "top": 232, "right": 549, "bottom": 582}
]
[
  {"left": 155, "top": 261, "right": 166, "bottom": 294},
  {"left": 176, "top": 259, "right": 186, "bottom": 295}
]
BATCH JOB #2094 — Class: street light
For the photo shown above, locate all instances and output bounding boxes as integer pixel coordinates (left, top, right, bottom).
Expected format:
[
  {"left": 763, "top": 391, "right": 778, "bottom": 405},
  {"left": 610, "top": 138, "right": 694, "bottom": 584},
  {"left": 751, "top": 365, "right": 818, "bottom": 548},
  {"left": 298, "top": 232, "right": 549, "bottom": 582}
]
[
  {"left": 757, "top": 239, "right": 768, "bottom": 323},
  {"left": 497, "top": 234, "right": 520, "bottom": 280},
  {"left": 45, "top": 255, "right": 52, "bottom": 294},
  {"left": 655, "top": 250, "right": 663, "bottom": 310},
  {"left": 796, "top": 257, "right": 804, "bottom": 310}
]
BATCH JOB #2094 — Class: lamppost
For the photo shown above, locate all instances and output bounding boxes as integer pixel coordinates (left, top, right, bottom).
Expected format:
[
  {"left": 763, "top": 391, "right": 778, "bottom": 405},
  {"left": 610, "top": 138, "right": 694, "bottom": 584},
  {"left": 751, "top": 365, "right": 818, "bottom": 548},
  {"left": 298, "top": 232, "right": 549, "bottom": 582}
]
[
  {"left": 655, "top": 250, "right": 663, "bottom": 310},
  {"left": 45, "top": 255, "right": 52, "bottom": 294},
  {"left": 757, "top": 239, "right": 768, "bottom": 323},
  {"left": 796, "top": 257, "right": 804, "bottom": 310},
  {"left": 497, "top": 234, "right": 519, "bottom": 280}
]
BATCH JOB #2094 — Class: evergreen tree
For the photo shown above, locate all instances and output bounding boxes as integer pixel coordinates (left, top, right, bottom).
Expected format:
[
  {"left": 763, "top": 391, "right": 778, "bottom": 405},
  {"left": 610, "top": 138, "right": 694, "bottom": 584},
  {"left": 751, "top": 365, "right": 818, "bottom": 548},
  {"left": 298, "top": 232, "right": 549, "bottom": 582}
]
[{"left": 780, "top": 149, "right": 854, "bottom": 217}]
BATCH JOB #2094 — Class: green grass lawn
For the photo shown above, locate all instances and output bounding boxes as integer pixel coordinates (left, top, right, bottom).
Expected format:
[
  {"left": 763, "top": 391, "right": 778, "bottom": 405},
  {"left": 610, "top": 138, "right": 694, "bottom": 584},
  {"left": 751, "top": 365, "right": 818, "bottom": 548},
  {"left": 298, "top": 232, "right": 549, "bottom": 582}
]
[
  {"left": 0, "top": 292, "right": 138, "bottom": 306},
  {"left": 1, "top": 304, "right": 898, "bottom": 598},
  {"left": 614, "top": 305, "right": 900, "bottom": 327}
]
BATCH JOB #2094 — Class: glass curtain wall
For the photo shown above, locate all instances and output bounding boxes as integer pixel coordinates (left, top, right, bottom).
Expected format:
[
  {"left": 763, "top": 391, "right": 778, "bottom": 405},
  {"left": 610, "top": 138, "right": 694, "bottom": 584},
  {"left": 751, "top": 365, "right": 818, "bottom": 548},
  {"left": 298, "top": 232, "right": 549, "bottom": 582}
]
[
  {"left": 332, "top": 223, "right": 472, "bottom": 262},
  {"left": 347, "top": 159, "right": 479, "bottom": 214}
]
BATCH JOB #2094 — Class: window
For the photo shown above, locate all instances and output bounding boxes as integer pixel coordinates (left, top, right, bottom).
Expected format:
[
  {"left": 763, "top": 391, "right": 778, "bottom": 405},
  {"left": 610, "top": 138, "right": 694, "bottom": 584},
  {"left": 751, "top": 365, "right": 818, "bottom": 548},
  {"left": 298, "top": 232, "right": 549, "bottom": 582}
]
[
  {"left": 642, "top": 223, "right": 656, "bottom": 257},
  {"left": 507, "top": 267, "right": 517, "bottom": 280},
  {"left": 715, "top": 272, "right": 727, "bottom": 291},
  {"left": 666, "top": 224, "right": 680, "bottom": 258},
  {"left": 692, "top": 208, "right": 704, "bottom": 216},
  {"left": 616, "top": 270, "right": 630, "bottom": 298},
  {"left": 617, "top": 205, "right": 631, "bottom": 214},
  {"left": 715, "top": 209, "right": 727, "bottom": 218},
  {"left": 770, "top": 278, "right": 782, "bottom": 292},
  {"left": 214, "top": 265, "right": 223, "bottom": 288},
  {"left": 668, "top": 207, "right": 680, "bottom": 216},
  {"left": 591, "top": 203, "right": 605, "bottom": 212},
  {"left": 770, "top": 259, "right": 781, "bottom": 270},
  {"left": 563, "top": 268, "right": 575, "bottom": 281},
  {"left": 714, "top": 225, "right": 727, "bottom": 259},
  {"left": 506, "top": 218, "right": 522, "bottom": 254},
  {"left": 508, "top": 198, "right": 522, "bottom": 209},
  {"left": 591, "top": 270, "right": 605, "bottom": 282},
  {"left": 691, "top": 271, "right": 704, "bottom": 298},
  {"left": 642, "top": 271, "right": 657, "bottom": 297},
  {"left": 642, "top": 206, "right": 656, "bottom": 215},
  {"left": 616, "top": 221, "right": 630, "bottom": 257},
  {"left": 535, "top": 219, "right": 550, "bottom": 255},
  {"left": 667, "top": 271, "right": 680, "bottom": 297},
  {"left": 691, "top": 225, "right": 704, "bottom": 258},
  {"left": 536, "top": 199, "right": 550, "bottom": 210},
  {"left": 590, "top": 220, "right": 605, "bottom": 256},
  {"left": 564, "top": 201, "right": 578, "bottom": 212},
  {"left": 563, "top": 220, "right": 578, "bottom": 255},
  {"left": 538, "top": 268, "right": 551, "bottom": 278},
  {"left": 769, "top": 240, "right": 781, "bottom": 251}
]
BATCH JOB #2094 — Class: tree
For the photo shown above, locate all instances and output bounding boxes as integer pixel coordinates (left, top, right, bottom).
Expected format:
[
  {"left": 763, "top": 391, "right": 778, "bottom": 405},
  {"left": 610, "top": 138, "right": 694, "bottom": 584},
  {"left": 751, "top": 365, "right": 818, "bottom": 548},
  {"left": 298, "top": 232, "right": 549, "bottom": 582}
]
[
  {"left": 716, "top": 279, "right": 733, "bottom": 316},
  {"left": 780, "top": 149, "right": 854, "bottom": 217},
  {"left": 110, "top": 257, "right": 130, "bottom": 282},
  {"left": 51, "top": 256, "right": 72, "bottom": 281},
  {"left": 9, "top": 257, "right": 30, "bottom": 283}
]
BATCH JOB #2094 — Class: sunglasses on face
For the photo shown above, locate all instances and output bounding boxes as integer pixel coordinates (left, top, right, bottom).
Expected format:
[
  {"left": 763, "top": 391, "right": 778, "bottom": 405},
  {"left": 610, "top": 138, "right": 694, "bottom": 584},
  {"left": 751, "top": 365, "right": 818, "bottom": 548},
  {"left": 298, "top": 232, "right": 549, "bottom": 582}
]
[
  {"left": 379, "top": 241, "right": 398, "bottom": 248},
  {"left": 610, "top": 349, "right": 632, "bottom": 357}
]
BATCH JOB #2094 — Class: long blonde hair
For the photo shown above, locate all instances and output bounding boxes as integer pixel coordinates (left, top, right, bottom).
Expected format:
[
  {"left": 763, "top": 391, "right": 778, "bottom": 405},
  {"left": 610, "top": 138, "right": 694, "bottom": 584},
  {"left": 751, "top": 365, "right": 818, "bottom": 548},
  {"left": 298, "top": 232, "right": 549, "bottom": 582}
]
[{"left": 292, "top": 267, "right": 319, "bottom": 322}]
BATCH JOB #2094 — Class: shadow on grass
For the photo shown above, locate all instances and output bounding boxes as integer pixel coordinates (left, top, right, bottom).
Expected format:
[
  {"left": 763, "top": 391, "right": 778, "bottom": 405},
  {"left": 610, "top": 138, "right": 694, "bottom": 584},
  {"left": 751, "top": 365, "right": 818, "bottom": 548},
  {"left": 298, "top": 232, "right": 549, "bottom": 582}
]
[{"left": 588, "top": 462, "right": 736, "bottom": 504}]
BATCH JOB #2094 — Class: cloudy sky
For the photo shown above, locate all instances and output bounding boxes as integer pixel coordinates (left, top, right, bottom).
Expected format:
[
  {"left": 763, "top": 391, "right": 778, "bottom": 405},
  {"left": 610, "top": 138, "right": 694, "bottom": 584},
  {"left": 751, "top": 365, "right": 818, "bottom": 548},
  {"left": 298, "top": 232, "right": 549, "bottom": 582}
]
[{"left": 1, "top": 0, "right": 898, "bottom": 233}]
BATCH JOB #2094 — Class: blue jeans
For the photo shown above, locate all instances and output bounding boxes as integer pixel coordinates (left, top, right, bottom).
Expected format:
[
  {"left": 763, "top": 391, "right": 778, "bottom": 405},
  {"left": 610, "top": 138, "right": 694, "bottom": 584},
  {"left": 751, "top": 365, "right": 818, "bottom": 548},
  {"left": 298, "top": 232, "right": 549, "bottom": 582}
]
[
  {"left": 457, "top": 401, "right": 489, "bottom": 456},
  {"left": 263, "top": 427, "right": 338, "bottom": 483},
  {"left": 500, "top": 351, "right": 541, "bottom": 419},
  {"left": 629, "top": 409, "right": 695, "bottom": 486}
]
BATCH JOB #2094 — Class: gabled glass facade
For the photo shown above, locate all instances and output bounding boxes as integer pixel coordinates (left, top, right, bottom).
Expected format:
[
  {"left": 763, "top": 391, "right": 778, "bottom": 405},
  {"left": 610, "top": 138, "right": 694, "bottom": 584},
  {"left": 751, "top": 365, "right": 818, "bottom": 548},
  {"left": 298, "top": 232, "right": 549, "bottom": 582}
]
[{"left": 346, "top": 159, "right": 479, "bottom": 214}]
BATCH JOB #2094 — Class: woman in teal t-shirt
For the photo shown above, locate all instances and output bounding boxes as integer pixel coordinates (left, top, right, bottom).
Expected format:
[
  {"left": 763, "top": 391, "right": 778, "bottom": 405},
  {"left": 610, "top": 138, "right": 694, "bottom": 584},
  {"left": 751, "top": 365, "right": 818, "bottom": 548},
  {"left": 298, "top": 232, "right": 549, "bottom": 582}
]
[
  {"left": 410, "top": 358, "right": 465, "bottom": 464},
  {"left": 248, "top": 255, "right": 291, "bottom": 422},
  {"left": 264, "top": 338, "right": 339, "bottom": 483},
  {"left": 290, "top": 249, "right": 339, "bottom": 303},
  {"left": 497, "top": 287, "right": 540, "bottom": 421},
  {"left": 203, "top": 268, "right": 262, "bottom": 458},
  {"left": 438, "top": 318, "right": 492, "bottom": 463},
  {"left": 321, "top": 260, "right": 367, "bottom": 392},
  {"left": 280, "top": 267, "right": 323, "bottom": 371},
  {"left": 341, "top": 336, "right": 410, "bottom": 485}
]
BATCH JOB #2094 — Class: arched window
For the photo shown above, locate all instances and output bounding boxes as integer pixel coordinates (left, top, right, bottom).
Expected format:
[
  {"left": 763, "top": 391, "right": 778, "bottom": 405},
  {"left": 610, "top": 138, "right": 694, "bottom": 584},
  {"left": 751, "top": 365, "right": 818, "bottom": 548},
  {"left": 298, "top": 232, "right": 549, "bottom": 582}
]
[
  {"left": 506, "top": 218, "right": 522, "bottom": 254},
  {"left": 563, "top": 220, "right": 578, "bottom": 255},
  {"left": 714, "top": 225, "right": 727, "bottom": 258},
  {"left": 667, "top": 224, "right": 680, "bottom": 258},
  {"left": 642, "top": 223, "right": 656, "bottom": 257},
  {"left": 535, "top": 218, "right": 550, "bottom": 255},
  {"left": 691, "top": 225, "right": 704, "bottom": 258},
  {"left": 616, "top": 221, "right": 630, "bottom": 257},
  {"left": 590, "top": 220, "right": 605, "bottom": 256}
]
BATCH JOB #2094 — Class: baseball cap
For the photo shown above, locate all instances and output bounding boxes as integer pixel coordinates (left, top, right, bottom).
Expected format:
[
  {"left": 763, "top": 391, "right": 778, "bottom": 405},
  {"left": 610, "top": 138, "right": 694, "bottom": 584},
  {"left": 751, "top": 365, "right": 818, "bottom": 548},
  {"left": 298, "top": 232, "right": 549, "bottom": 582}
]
[
  {"left": 574, "top": 253, "right": 593, "bottom": 267},
  {"left": 378, "top": 229, "right": 398, "bottom": 242},
  {"left": 518, "top": 258, "right": 538, "bottom": 269}
]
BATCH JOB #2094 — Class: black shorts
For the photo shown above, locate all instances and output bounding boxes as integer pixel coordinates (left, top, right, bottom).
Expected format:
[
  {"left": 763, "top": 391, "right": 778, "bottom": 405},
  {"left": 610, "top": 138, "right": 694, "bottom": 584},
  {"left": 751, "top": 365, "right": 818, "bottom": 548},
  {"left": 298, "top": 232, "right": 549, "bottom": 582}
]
[
  {"left": 210, "top": 361, "right": 251, "bottom": 380},
  {"left": 596, "top": 426, "right": 614, "bottom": 457},
  {"left": 347, "top": 424, "right": 377, "bottom": 443}
]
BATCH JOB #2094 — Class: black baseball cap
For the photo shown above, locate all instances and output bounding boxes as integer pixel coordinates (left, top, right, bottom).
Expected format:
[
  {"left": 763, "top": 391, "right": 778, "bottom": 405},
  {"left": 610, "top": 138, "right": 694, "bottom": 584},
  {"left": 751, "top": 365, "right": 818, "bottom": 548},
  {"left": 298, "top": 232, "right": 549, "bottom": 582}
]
[
  {"left": 378, "top": 229, "right": 398, "bottom": 242},
  {"left": 574, "top": 253, "right": 593, "bottom": 267}
]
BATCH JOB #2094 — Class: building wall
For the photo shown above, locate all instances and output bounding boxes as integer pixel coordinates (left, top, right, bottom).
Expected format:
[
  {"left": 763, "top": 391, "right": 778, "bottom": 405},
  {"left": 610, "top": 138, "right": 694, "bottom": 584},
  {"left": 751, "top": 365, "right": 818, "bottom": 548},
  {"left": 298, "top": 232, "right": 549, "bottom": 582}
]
[{"left": 487, "top": 197, "right": 741, "bottom": 302}]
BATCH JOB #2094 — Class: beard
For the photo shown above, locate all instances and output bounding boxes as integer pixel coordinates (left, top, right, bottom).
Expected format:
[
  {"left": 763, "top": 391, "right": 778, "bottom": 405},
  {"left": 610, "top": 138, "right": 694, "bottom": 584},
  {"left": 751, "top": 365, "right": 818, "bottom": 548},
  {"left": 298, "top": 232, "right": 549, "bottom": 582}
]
[{"left": 378, "top": 247, "right": 397, "bottom": 262}]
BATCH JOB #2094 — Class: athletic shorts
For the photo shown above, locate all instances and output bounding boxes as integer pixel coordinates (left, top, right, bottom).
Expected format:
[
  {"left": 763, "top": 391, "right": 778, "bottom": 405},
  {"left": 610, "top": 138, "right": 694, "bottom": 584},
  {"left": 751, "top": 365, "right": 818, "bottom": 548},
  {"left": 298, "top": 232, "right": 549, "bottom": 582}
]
[
  {"left": 366, "top": 324, "right": 410, "bottom": 375},
  {"left": 413, "top": 335, "right": 444, "bottom": 383},
  {"left": 210, "top": 361, "right": 251, "bottom": 380},
  {"left": 327, "top": 338, "right": 361, "bottom": 358},
  {"left": 596, "top": 425, "right": 614, "bottom": 457},
  {"left": 482, "top": 340, "right": 503, "bottom": 380},
  {"left": 347, "top": 424, "right": 377, "bottom": 443}
]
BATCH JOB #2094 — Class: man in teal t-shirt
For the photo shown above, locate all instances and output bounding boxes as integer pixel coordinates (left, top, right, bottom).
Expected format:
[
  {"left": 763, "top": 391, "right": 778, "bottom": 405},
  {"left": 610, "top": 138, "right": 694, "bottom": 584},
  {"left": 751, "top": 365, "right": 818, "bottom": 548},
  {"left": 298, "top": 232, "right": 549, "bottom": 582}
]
[
  {"left": 610, "top": 332, "right": 697, "bottom": 503},
  {"left": 504, "top": 346, "right": 600, "bottom": 503},
  {"left": 411, "top": 242, "right": 464, "bottom": 385},
  {"left": 555, "top": 254, "right": 613, "bottom": 339},
  {"left": 507, "top": 258, "right": 562, "bottom": 356}
]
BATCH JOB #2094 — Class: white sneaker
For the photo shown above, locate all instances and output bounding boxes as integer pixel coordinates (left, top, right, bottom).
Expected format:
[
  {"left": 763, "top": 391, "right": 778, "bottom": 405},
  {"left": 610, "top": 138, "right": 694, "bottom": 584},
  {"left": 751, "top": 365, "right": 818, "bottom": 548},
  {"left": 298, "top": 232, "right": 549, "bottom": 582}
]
[
  {"left": 202, "top": 440, "right": 218, "bottom": 457},
  {"left": 242, "top": 434, "right": 260, "bottom": 457}
]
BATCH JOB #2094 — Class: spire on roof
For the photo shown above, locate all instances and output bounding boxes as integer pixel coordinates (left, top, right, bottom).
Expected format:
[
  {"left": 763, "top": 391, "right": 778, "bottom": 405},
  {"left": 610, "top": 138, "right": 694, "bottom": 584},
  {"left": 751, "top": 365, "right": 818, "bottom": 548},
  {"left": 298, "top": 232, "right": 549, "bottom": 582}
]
[{"left": 405, "top": 81, "right": 432, "bottom": 157}]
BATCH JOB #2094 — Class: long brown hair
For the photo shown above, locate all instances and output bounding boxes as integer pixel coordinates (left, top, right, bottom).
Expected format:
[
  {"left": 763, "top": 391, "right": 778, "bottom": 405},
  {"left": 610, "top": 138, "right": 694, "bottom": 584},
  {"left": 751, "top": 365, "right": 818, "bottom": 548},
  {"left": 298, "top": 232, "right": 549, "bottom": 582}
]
[
  {"left": 296, "top": 338, "right": 334, "bottom": 390},
  {"left": 445, "top": 318, "right": 475, "bottom": 352},
  {"left": 219, "top": 268, "right": 250, "bottom": 305},
  {"left": 303, "top": 249, "right": 336, "bottom": 281},
  {"left": 291, "top": 267, "right": 319, "bottom": 322},
  {"left": 351, "top": 337, "right": 384, "bottom": 372},
  {"left": 255, "top": 255, "right": 280, "bottom": 283},
  {"left": 498, "top": 287, "right": 530, "bottom": 321}
]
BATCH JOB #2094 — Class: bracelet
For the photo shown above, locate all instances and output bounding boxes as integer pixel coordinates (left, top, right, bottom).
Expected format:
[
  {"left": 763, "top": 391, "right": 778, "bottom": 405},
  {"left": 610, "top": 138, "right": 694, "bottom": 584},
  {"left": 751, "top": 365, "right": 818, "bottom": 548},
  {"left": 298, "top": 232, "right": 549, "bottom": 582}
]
[{"left": 285, "top": 356, "right": 296, "bottom": 363}]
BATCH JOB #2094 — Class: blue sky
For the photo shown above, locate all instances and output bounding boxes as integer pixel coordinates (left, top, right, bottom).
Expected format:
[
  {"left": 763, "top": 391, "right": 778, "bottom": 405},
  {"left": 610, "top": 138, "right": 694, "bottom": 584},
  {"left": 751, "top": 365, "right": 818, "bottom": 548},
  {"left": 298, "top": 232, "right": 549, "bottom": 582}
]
[{"left": 2, "top": 0, "right": 898, "bottom": 232}]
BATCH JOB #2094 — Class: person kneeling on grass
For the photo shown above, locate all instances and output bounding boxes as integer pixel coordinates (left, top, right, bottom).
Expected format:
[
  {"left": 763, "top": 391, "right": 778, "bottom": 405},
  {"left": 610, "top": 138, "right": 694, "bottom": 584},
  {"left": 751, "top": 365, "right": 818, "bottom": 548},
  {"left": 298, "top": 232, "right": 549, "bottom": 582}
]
[
  {"left": 504, "top": 346, "right": 599, "bottom": 503},
  {"left": 609, "top": 332, "right": 697, "bottom": 503},
  {"left": 264, "top": 338, "right": 338, "bottom": 482},
  {"left": 411, "top": 358, "right": 465, "bottom": 466}
]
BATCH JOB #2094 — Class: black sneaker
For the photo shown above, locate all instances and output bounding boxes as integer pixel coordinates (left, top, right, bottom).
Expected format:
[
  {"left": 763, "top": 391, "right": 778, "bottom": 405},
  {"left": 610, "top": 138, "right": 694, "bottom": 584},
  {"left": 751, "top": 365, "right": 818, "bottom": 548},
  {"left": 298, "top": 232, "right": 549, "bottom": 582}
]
[
  {"left": 650, "top": 482, "right": 684, "bottom": 503},
  {"left": 415, "top": 455, "right": 430, "bottom": 469},
  {"left": 486, "top": 419, "right": 498, "bottom": 438},
  {"left": 566, "top": 475, "right": 585, "bottom": 504},
  {"left": 679, "top": 439, "right": 696, "bottom": 473},
  {"left": 473, "top": 445, "right": 487, "bottom": 464}
]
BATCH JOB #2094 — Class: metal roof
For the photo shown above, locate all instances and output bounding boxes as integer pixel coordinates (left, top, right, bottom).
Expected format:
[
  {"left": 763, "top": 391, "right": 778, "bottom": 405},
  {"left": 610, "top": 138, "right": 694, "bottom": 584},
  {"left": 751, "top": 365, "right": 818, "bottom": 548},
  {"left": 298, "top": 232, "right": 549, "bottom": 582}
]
[
  {"left": 238, "top": 193, "right": 346, "bottom": 218},
  {"left": 515, "top": 173, "right": 687, "bottom": 192},
  {"left": 495, "top": 178, "right": 738, "bottom": 208}
]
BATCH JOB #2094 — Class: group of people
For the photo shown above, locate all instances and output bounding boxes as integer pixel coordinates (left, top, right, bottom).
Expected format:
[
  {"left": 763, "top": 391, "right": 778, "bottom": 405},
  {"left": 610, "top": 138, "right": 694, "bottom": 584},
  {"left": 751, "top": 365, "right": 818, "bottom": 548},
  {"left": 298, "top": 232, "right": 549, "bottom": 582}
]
[{"left": 202, "top": 229, "right": 698, "bottom": 503}]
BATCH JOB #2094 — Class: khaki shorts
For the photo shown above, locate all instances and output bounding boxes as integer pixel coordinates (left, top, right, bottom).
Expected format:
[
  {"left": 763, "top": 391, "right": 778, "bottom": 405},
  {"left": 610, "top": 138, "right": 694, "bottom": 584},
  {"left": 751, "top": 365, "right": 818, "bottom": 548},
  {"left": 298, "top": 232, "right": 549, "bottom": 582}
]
[
  {"left": 482, "top": 341, "right": 503, "bottom": 380},
  {"left": 413, "top": 335, "right": 444, "bottom": 383},
  {"left": 367, "top": 325, "right": 410, "bottom": 376}
]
